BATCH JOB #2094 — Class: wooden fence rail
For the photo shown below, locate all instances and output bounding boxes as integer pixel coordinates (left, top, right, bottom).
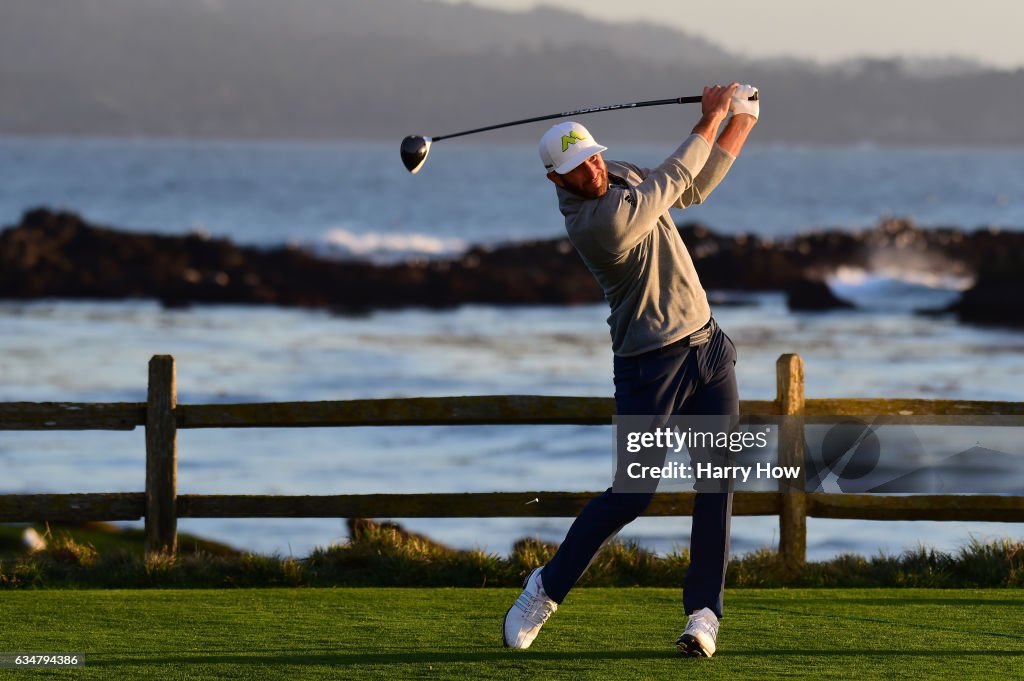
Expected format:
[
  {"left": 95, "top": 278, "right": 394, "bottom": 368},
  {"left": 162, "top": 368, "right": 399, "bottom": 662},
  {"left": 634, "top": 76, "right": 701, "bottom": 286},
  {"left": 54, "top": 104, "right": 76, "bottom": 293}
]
[{"left": 2, "top": 354, "right": 1022, "bottom": 563}]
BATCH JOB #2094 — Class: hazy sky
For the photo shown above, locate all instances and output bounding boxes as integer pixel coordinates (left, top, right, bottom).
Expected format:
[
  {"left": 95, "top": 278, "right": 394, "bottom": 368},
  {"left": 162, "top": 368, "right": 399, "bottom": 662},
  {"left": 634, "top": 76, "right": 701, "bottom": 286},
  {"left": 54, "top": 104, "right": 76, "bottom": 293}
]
[{"left": 436, "top": 0, "right": 1024, "bottom": 69}]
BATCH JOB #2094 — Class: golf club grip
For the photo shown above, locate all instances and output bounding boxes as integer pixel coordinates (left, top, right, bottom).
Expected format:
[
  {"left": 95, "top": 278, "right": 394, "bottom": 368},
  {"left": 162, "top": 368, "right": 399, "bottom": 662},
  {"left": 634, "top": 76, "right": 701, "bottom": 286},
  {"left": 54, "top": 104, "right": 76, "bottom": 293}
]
[{"left": 432, "top": 94, "right": 721, "bottom": 142}]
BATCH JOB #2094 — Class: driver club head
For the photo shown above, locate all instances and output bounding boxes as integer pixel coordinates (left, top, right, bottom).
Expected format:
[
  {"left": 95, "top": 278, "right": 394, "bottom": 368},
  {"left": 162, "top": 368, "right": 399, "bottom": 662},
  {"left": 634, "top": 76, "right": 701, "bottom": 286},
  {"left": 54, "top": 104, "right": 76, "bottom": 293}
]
[{"left": 401, "top": 135, "right": 432, "bottom": 174}]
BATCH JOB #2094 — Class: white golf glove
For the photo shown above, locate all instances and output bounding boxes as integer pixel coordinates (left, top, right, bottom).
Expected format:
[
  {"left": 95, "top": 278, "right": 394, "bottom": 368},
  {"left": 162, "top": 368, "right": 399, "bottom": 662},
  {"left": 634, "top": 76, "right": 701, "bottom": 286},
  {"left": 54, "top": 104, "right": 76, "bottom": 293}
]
[{"left": 730, "top": 84, "right": 759, "bottom": 120}]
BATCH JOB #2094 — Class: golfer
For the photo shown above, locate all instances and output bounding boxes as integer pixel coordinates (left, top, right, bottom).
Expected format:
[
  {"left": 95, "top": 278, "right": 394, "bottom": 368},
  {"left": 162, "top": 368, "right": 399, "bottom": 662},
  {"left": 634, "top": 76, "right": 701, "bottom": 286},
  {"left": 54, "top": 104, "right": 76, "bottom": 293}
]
[{"left": 503, "top": 83, "right": 759, "bottom": 657}]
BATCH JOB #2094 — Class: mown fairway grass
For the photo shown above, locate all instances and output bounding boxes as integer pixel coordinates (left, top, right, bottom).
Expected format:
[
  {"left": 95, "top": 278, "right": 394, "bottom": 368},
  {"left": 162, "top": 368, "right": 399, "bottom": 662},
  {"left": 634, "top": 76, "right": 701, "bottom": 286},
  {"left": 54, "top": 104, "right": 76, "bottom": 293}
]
[{"left": 2, "top": 588, "right": 1022, "bottom": 679}]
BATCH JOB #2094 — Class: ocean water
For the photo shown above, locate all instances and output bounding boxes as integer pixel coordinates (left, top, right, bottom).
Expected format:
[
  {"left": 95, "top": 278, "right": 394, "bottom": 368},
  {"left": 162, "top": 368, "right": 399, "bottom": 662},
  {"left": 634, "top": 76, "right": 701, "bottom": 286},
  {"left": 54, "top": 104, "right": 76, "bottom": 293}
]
[
  {"left": 2, "top": 137, "right": 1023, "bottom": 254},
  {"left": 1, "top": 137, "right": 1022, "bottom": 560}
]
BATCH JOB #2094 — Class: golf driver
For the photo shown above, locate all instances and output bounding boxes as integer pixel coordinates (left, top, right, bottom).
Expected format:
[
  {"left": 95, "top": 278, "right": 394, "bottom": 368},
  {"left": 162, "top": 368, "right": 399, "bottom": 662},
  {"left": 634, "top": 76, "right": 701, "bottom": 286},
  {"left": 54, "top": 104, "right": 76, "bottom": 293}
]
[{"left": 401, "top": 92, "right": 758, "bottom": 174}]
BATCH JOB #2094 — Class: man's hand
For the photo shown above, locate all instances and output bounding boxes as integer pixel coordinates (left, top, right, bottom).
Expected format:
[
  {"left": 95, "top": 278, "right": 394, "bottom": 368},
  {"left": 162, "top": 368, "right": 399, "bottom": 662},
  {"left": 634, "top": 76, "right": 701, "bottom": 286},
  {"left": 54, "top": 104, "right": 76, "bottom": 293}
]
[
  {"left": 717, "top": 84, "right": 760, "bottom": 156},
  {"left": 692, "top": 83, "right": 738, "bottom": 145},
  {"left": 702, "top": 83, "right": 738, "bottom": 121},
  {"left": 730, "top": 84, "right": 759, "bottom": 121}
]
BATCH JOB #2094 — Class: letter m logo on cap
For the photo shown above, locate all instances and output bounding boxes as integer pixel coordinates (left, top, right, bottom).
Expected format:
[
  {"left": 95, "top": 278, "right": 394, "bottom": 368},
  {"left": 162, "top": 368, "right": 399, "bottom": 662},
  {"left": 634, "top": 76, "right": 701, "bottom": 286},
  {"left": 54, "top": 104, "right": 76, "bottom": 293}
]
[{"left": 561, "top": 131, "right": 585, "bottom": 152}]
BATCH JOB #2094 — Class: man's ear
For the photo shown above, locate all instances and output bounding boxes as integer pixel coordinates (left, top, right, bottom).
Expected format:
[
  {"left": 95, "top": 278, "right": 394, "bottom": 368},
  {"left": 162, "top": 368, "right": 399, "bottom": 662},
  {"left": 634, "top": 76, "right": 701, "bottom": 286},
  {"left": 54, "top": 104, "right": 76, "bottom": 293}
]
[{"left": 546, "top": 171, "right": 565, "bottom": 187}]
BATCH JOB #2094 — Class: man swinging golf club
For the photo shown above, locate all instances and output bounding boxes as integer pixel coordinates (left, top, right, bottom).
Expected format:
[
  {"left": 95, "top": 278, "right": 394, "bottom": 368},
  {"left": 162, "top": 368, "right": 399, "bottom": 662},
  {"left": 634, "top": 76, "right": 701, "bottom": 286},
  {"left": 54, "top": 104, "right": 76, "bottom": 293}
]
[{"left": 502, "top": 83, "right": 759, "bottom": 657}]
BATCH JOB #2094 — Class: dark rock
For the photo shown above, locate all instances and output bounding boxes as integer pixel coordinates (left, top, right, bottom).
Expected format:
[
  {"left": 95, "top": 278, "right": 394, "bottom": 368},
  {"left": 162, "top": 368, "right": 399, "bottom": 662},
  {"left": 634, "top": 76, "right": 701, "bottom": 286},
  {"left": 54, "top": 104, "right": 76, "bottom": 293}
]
[
  {"left": 0, "top": 209, "right": 602, "bottom": 309},
  {"left": 786, "top": 279, "right": 855, "bottom": 311},
  {"left": 942, "top": 259, "right": 1024, "bottom": 328},
  {"left": 2, "top": 210, "right": 1021, "bottom": 326}
]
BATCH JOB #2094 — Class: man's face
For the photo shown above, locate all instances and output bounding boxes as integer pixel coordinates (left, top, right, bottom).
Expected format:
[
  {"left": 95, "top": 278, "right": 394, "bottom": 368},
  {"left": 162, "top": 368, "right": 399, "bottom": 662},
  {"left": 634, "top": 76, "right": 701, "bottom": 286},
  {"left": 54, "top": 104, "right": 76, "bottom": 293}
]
[{"left": 547, "top": 153, "right": 608, "bottom": 199}]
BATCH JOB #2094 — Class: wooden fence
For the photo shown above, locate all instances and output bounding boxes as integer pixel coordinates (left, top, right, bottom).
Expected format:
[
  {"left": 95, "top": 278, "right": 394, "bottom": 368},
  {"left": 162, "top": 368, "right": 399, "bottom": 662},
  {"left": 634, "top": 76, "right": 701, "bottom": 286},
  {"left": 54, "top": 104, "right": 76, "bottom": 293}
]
[{"left": 2, "top": 354, "right": 1023, "bottom": 569}]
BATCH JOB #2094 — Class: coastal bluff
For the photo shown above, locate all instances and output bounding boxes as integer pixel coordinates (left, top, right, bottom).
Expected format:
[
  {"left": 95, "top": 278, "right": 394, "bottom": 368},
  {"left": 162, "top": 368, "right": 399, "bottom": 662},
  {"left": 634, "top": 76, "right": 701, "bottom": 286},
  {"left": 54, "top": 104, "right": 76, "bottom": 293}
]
[{"left": 1, "top": 209, "right": 1019, "bottom": 327}]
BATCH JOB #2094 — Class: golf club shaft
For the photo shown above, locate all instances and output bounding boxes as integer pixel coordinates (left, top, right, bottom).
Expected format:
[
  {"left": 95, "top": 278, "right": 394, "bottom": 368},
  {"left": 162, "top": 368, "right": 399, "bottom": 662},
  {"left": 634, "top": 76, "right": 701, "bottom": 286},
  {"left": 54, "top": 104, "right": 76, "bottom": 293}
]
[{"left": 432, "top": 95, "right": 703, "bottom": 142}]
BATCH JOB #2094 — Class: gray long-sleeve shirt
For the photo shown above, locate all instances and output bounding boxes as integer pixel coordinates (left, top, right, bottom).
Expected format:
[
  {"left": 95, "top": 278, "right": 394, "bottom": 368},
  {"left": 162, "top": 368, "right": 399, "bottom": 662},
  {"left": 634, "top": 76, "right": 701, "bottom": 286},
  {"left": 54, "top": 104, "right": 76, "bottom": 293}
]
[{"left": 555, "top": 134, "right": 735, "bottom": 356}]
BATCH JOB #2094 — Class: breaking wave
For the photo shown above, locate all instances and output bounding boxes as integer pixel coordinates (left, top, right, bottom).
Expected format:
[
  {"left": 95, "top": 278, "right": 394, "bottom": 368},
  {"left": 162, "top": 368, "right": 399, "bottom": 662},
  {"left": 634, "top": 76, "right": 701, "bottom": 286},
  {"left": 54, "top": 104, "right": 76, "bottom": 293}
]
[
  {"left": 829, "top": 265, "right": 974, "bottom": 291},
  {"left": 304, "top": 228, "right": 469, "bottom": 263},
  {"left": 827, "top": 266, "right": 974, "bottom": 311}
]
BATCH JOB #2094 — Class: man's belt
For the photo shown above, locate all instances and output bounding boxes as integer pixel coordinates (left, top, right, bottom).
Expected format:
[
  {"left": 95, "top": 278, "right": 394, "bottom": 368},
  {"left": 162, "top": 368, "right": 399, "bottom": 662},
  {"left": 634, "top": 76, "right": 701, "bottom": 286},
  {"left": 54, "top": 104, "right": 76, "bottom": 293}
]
[{"left": 666, "top": 317, "right": 716, "bottom": 349}]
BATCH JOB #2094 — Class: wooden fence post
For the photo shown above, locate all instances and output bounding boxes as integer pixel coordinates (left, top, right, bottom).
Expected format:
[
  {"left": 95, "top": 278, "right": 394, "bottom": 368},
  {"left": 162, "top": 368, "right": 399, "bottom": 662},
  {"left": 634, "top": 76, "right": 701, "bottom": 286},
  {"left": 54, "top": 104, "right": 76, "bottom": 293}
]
[
  {"left": 776, "top": 353, "right": 806, "bottom": 572},
  {"left": 145, "top": 355, "right": 178, "bottom": 556}
]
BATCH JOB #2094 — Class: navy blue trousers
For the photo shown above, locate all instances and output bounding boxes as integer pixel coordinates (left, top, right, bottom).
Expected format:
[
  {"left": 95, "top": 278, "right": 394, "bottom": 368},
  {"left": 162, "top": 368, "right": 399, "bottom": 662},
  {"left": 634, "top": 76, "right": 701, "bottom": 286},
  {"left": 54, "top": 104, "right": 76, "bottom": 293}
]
[{"left": 540, "top": 324, "right": 738, "bottom": 619}]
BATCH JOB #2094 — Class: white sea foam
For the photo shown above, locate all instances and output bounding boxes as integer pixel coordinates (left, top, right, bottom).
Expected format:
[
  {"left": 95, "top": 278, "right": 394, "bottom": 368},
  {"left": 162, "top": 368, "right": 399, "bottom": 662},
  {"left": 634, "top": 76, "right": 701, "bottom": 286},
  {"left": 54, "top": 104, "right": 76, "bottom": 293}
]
[
  {"left": 826, "top": 263, "right": 975, "bottom": 312},
  {"left": 307, "top": 227, "right": 468, "bottom": 263},
  {"left": 829, "top": 265, "right": 974, "bottom": 292}
]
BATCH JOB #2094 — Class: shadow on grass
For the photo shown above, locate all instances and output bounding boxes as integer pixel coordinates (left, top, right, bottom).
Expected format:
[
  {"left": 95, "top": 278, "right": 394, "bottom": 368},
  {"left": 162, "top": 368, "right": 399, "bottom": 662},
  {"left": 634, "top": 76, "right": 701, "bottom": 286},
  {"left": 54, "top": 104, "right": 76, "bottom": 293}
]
[
  {"left": 81, "top": 650, "right": 671, "bottom": 667},
  {"left": 741, "top": 604, "right": 1024, "bottom": 641},
  {"left": 722, "top": 649, "right": 1024, "bottom": 658},
  {"left": 80, "top": 647, "right": 1024, "bottom": 668},
  {"left": 752, "top": 596, "right": 1024, "bottom": 608}
]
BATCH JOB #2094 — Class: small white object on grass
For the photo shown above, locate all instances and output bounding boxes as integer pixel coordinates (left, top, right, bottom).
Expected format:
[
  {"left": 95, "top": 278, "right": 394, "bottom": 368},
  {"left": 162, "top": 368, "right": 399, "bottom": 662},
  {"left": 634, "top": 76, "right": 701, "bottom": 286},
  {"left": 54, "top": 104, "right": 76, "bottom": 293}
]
[{"left": 22, "top": 527, "right": 47, "bottom": 552}]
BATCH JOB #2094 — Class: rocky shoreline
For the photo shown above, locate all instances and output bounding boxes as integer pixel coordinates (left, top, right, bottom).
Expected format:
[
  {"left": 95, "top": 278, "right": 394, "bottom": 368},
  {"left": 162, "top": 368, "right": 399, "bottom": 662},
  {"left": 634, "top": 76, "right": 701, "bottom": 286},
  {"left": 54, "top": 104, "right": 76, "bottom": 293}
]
[{"left": 1, "top": 209, "right": 1021, "bottom": 327}]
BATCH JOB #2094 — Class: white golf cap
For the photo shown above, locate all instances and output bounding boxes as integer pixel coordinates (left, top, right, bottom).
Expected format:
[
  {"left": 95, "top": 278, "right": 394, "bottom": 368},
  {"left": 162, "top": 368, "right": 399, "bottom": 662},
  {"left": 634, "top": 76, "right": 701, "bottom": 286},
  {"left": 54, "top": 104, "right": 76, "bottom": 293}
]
[{"left": 539, "top": 121, "right": 607, "bottom": 174}]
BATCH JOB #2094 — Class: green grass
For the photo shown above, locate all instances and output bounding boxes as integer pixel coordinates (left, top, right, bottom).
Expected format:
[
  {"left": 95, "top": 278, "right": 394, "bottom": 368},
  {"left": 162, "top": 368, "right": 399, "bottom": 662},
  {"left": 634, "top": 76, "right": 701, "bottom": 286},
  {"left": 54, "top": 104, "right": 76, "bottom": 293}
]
[{"left": 1, "top": 588, "right": 1022, "bottom": 679}]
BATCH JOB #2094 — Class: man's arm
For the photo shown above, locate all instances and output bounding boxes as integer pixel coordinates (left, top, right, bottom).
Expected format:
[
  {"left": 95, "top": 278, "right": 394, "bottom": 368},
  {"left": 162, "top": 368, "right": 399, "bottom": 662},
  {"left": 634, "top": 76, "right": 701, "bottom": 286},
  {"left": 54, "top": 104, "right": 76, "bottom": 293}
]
[
  {"left": 715, "top": 113, "right": 757, "bottom": 157},
  {"left": 674, "top": 115, "right": 757, "bottom": 208},
  {"left": 591, "top": 85, "right": 735, "bottom": 254},
  {"left": 675, "top": 84, "right": 759, "bottom": 208}
]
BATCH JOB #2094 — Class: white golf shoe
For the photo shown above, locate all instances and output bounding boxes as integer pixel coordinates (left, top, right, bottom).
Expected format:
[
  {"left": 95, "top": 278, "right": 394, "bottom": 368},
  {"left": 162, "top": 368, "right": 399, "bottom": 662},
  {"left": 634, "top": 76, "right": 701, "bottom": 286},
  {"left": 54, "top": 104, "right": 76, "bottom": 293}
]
[
  {"left": 502, "top": 567, "right": 558, "bottom": 649},
  {"left": 676, "top": 607, "right": 719, "bottom": 657}
]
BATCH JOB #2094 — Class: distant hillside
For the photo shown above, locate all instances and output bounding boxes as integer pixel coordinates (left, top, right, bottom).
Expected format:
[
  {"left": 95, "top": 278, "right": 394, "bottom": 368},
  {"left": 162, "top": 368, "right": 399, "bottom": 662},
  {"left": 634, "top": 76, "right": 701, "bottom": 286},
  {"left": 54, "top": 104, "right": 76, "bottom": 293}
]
[{"left": 1, "top": 0, "right": 1021, "bottom": 143}]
